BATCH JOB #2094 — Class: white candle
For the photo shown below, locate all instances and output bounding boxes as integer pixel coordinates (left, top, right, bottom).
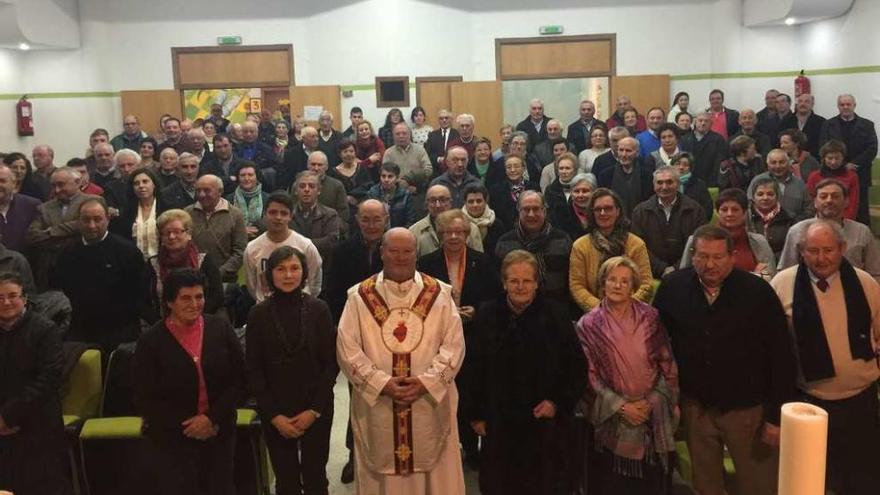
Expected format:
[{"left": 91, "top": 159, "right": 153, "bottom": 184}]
[{"left": 778, "top": 402, "right": 828, "bottom": 495}]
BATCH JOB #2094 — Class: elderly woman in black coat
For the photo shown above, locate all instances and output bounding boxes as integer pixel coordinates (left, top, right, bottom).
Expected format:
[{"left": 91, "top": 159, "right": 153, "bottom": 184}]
[
  {"left": 462, "top": 249, "right": 587, "bottom": 494},
  {"left": 245, "top": 246, "right": 338, "bottom": 495},
  {"left": 0, "top": 271, "right": 69, "bottom": 495},
  {"left": 132, "top": 269, "right": 244, "bottom": 495}
]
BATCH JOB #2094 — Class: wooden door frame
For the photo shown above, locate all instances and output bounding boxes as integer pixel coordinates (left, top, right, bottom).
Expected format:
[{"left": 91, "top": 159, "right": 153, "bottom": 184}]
[
  {"left": 494, "top": 34, "right": 616, "bottom": 81},
  {"left": 171, "top": 44, "right": 294, "bottom": 90},
  {"left": 415, "top": 76, "right": 464, "bottom": 108}
]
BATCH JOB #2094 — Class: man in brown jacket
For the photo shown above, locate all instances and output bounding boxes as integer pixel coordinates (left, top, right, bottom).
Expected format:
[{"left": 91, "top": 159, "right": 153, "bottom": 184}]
[{"left": 185, "top": 174, "right": 248, "bottom": 282}]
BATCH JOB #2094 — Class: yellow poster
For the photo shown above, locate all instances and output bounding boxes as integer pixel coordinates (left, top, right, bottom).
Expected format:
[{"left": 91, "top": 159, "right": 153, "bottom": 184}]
[{"left": 183, "top": 88, "right": 258, "bottom": 123}]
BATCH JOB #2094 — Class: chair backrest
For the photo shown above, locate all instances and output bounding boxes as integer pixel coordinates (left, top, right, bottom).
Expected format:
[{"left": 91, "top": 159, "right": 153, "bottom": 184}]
[
  {"left": 100, "top": 343, "right": 138, "bottom": 417},
  {"left": 61, "top": 348, "right": 103, "bottom": 419}
]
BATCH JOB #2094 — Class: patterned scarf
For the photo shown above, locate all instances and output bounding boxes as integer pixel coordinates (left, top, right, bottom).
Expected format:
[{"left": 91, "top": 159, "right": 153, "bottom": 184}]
[
  {"left": 589, "top": 222, "right": 630, "bottom": 263},
  {"left": 234, "top": 183, "right": 264, "bottom": 225},
  {"left": 509, "top": 180, "right": 526, "bottom": 203}
]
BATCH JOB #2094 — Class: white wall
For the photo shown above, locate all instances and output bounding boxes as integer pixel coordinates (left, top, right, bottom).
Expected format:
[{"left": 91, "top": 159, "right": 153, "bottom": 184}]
[{"left": 1, "top": 0, "right": 877, "bottom": 163}]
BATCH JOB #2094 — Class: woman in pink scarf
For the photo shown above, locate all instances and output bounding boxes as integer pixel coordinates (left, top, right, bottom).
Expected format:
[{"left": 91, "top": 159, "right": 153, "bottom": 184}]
[{"left": 576, "top": 256, "right": 679, "bottom": 494}]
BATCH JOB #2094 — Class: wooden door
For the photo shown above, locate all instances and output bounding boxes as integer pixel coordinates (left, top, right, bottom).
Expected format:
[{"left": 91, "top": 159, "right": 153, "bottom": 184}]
[
  {"left": 261, "top": 87, "right": 290, "bottom": 117},
  {"left": 610, "top": 75, "right": 671, "bottom": 118},
  {"left": 450, "top": 81, "right": 502, "bottom": 145},
  {"left": 120, "top": 90, "right": 183, "bottom": 136},
  {"left": 288, "top": 85, "right": 341, "bottom": 127},
  {"left": 416, "top": 77, "right": 462, "bottom": 125}
]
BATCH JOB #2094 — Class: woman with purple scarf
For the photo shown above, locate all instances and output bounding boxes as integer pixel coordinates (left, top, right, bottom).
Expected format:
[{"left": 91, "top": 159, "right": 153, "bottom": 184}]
[{"left": 576, "top": 256, "right": 679, "bottom": 494}]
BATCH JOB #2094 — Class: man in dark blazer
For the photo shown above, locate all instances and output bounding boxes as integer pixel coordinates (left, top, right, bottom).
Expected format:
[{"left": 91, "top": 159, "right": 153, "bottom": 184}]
[
  {"left": 515, "top": 98, "right": 553, "bottom": 153},
  {"left": 424, "top": 109, "right": 460, "bottom": 175},
  {"left": 819, "top": 94, "right": 878, "bottom": 225},
  {"left": 567, "top": 100, "right": 603, "bottom": 154},
  {"left": 200, "top": 134, "right": 247, "bottom": 194},
  {"left": 53, "top": 197, "right": 145, "bottom": 354},
  {"left": 162, "top": 153, "right": 201, "bottom": 211},
  {"left": 780, "top": 93, "right": 826, "bottom": 159}
]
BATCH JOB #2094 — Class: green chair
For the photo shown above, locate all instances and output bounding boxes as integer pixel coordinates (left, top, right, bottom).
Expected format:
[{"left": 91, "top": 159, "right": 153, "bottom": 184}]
[
  {"left": 61, "top": 348, "right": 103, "bottom": 495},
  {"left": 78, "top": 347, "right": 142, "bottom": 495}
]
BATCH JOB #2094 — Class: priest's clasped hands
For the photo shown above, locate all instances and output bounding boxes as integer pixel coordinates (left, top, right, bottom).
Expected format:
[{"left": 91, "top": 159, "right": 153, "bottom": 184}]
[{"left": 382, "top": 376, "right": 428, "bottom": 405}]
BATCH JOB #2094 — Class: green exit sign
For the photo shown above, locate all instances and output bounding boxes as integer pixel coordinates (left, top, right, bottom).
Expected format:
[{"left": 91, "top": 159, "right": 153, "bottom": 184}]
[
  {"left": 539, "top": 25, "right": 564, "bottom": 35},
  {"left": 217, "top": 35, "right": 242, "bottom": 46}
]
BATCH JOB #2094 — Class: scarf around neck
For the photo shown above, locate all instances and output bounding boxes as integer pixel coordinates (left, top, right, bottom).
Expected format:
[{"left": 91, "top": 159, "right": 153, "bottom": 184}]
[
  {"left": 234, "top": 183, "right": 264, "bottom": 225},
  {"left": 461, "top": 204, "right": 496, "bottom": 238},
  {"left": 514, "top": 220, "right": 552, "bottom": 282},
  {"left": 589, "top": 224, "right": 629, "bottom": 263},
  {"left": 678, "top": 172, "right": 692, "bottom": 193},
  {"left": 792, "top": 259, "right": 875, "bottom": 381}
]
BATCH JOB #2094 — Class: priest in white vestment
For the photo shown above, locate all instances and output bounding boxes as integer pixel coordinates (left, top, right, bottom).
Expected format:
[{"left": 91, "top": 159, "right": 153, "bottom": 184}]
[{"left": 337, "top": 227, "right": 466, "bottom": 494}]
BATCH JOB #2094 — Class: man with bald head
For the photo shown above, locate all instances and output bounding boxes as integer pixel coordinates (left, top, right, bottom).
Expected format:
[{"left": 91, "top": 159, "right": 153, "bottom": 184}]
[
  {"left": 747, "top": 148, "right": 812, "bottom": 220},
  {"left": 27, "top": 167, "right": 98, "bottom": 289},
  {"left": 730, "top": 109, "right": 772, "bottom": 158},
  {"left": 185, "top": 174, "right": 247, "bottom": 282},
  {"left": 596, "top": 136, "right": 654, "bottom": 216},
  {"left": 338, "top": 226, "right": 466, "bottom": 494},
  {"left": 516, "top": 98, "right": 553, "bottom": 152},
  {"left": 429, "top": 147, "right": 481, "bottom": 208},
  {"left": 409, "top": 184, "right": 483, "bottom": 257},
  {"left": 771, "top": 219, "right": 880, "bottom": 494},
  {"left": 111, "top": 114, "right": 147, "bottom": 152},
  {"left": 819, "top": 94, "right": 878, "bottom": 225},
  {"left": 235, "top": 120, "right": 276, "bottom": 171}
]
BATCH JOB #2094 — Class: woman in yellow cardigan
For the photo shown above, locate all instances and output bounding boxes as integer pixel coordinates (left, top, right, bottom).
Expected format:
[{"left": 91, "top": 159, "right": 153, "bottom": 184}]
[{"left": 569, "top": 188, "right": 654, "bottom": 312}]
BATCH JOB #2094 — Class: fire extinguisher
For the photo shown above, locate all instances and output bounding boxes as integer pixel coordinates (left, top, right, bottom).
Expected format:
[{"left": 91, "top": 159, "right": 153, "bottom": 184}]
[
  {"left": 16, "top": 95, "right": 34, "bottom": 136},
  {"left": 794, "top": 70, "right": 811, "bottom": 98}
]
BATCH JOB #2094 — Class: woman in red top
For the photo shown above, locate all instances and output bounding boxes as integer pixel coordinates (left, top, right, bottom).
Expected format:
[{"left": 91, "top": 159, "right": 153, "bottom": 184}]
[
  {"left": 806, "top": 139, "right": 860, "bottom": 220},
  {"left": 133, "top": 269, "right": 244, "bottom": 495}
]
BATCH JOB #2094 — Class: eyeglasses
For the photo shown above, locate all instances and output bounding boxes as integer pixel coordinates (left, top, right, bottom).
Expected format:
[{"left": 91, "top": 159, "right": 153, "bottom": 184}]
[
  {"left": 0, "top": 293, "right": 23, "bottom": 303},
  {"left": 593, "top": 206, "right": 618, "bottom": 214},
  {"left": 427, "top": 197, "right": 451, "bottom": 205}
]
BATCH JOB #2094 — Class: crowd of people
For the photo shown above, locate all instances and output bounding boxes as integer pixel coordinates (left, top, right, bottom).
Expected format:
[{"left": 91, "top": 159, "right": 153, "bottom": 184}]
[{"left": 0, "top": 88, "right": 878, "bottom": 495}]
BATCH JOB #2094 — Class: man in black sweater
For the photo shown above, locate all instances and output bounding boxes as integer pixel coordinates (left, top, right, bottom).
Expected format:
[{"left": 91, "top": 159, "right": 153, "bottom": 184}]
[
  {"left": 53, "top": 197, "right": 145, "bottom": 354},
  {"left": 653, "top": 225, "right": 796, "bottom": 495},
  {"left": 680, "top": 112, "right": 729, "bottom": 187}
]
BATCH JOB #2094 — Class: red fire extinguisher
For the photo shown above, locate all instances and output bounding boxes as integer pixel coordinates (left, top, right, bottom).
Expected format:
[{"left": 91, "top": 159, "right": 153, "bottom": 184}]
[
  {"left": 16, "top": 95, "right": 34, "bottom": 136},
  {"left": 794, "top": 70, "right": 811, "bottom": 98}
]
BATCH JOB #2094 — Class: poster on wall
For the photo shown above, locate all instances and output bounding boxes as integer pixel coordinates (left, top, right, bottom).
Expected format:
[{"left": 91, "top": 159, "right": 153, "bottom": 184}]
[{"left": 184, "top": 88, "right": 262, "bottom": 122}]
